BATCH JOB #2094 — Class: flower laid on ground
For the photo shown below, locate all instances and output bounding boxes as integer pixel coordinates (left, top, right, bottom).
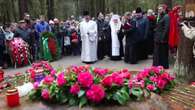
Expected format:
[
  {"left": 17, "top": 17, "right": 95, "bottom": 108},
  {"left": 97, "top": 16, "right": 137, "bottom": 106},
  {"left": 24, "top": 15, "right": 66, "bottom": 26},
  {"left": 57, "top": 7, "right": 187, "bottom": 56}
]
[
  {"left": 78, "top": 72, "right": 94, "bottom": 88},
  {"left": 93, "top": 68, "right": 109, "bottom": 76},
  {"left": 43, "top": 75, "right": 54, "bottom": 85},
  {"left": 57, "top": 72, "right": 66, "bottom": 87},
  {"left": 70, "top": 83, "right": 80, "bottom": 95},
  {"left": 86, "top": 84, "right": 105, "bottom": 103},
  {"left": 41, "top": 89, "right": 50, "bottom": 100},
  {"left": 111, "top": 72, "right": 124, "bottom": 86},
  {"left": 146, "top": 84, "right": 155, "bottom": 91},
  {"left": 102, "top": 75, "right": 113, "bottom": 87},
  {"left": 29, "top": 65, "right": 175, "bottom": 107},
  {"left": 33, "top": 82, "right": 39, "bottom": 89},
  {"left": 27, "top": 61, "right": 54, "bottom": 81}
]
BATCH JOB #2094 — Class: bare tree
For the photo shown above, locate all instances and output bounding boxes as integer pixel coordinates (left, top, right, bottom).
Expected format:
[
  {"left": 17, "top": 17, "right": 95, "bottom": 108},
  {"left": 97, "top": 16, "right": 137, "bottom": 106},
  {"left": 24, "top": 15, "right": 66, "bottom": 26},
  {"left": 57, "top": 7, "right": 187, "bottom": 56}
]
[{"left": 47, "top": 0, "right": 54, "bottom": 20}]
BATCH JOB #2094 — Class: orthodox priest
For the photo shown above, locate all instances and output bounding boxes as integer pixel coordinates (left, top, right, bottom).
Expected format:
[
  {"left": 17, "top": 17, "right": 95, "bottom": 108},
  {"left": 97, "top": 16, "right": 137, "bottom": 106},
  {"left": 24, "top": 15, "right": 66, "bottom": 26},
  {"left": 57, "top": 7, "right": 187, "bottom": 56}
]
[
  {"left": 108, "top": 15, "right": 124, "bottom": 60},
  {"left": 153, "top": 4, "right": 170, "bottom": 69},
  {"left": 80, "top": 11, "right": 98, "bottom": 64}
]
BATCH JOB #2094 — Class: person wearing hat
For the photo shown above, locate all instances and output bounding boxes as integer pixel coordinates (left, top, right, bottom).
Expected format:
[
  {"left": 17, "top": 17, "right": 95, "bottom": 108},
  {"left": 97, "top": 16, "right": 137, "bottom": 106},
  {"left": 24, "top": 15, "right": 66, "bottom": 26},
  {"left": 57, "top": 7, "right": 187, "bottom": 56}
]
[
  {"left": 135, "top": 7, "right": 149, "bottom": 61},
  {"left": 79, "top": 11, "right": 98, "bottom": 64},
  {"left": 153, "top": 4, "right": 170, "bottom": 69},
  {"left": 15, "top": 20, "right": 32, "bottom": 44},
  {"left": 108, "top": 14, "right": 124, "bottom": 60}
]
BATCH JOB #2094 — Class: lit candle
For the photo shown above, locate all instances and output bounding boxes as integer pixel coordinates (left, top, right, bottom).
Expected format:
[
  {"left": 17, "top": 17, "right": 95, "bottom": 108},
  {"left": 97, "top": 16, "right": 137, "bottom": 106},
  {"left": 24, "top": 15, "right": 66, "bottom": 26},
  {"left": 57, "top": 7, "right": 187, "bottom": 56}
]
[{"left": 6, "top": 88, "right": 20, "bottom": 107}]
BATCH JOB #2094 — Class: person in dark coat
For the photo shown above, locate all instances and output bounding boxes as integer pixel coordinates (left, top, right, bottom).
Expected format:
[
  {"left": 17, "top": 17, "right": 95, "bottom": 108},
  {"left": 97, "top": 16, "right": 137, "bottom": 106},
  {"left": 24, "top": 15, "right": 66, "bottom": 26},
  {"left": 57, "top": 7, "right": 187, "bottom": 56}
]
[
  {"left": 103, "top": 15, "right": 111, "bottom": 56},
  {"left": 15, "top": 20, "right": 32, "bottom": 44},
  {"left": 96, "top": 12, "right": 108, "bottom": 60},
  {"left": 123, "top": 12, "right": 138, "bottom": 64},
  {"left": 135, "top": 7, "right": 149, "bottom": 60},
  {"left": 153, "top": 4, "right": 170, "bottom": 69},
  {"left": 147, "top": 9, "right": 156, "bottom": 55},
  {"left": 0, "top": 31, "right": 5, "bottom": 68}
]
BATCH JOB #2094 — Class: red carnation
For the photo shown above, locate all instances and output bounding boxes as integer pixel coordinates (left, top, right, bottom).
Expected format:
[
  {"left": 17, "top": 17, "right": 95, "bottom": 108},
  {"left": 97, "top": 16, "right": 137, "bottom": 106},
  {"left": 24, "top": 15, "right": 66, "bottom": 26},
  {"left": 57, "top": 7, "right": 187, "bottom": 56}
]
[
  {"left": 78, "top": 72, "right": 94, "bottom": 88},
  {"left": 112, "top": 72, "right": 124, "bottom": 86},
  {"left": 86, "top": 84, "right": 105, "bottom": 103},
  {"left": 146, "top": 84, "right": 155, "bottom": 91},
  {"left": 43, "top": 75, "right": 54, "bottom": 85},
  {"left": 102, "top": 76, "right": 113, "bottom": 87},
  {"left": 70, "top": 83, "right": 80, "bottom": 95},
  {"left": 160, "top": 72, "right": 174, "bottom": 81},
  {"left": 157, "top": 79, "right": 167, "bottom": 90}
]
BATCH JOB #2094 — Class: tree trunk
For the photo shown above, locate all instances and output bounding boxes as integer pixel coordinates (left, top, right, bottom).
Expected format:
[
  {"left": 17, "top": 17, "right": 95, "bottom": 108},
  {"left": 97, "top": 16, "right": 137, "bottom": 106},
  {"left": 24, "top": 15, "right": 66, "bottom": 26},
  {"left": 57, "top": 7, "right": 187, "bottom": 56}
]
[
  {"left": 174, "top": 0, "right": 195, "bottom": 82},
  {"left": 18, "top": 0, "right": 28, "bottom": 19},
  {"left": 11, "top": 0, "right": 17, "bottom": 22},
  {"left": 47, "top": 0, "right": 54, "bottom": 20},
  {"left": 174, "top": 27, "right": 195, "bottom": 82}
]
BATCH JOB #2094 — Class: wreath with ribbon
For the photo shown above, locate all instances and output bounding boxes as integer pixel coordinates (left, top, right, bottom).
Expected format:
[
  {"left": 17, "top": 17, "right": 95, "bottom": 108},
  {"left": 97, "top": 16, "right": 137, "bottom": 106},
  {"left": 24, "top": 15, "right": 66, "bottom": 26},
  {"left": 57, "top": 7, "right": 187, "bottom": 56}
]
[{"left": 40, "top": 32, "right": 61, "bottom": 61}]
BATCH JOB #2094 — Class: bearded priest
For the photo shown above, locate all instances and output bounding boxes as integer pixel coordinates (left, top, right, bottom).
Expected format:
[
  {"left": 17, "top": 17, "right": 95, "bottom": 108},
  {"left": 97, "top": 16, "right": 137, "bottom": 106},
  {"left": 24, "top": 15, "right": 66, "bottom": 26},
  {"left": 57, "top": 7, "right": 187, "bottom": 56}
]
[{"left": 80, "top": 11, "right": 98, "bottom": 64}]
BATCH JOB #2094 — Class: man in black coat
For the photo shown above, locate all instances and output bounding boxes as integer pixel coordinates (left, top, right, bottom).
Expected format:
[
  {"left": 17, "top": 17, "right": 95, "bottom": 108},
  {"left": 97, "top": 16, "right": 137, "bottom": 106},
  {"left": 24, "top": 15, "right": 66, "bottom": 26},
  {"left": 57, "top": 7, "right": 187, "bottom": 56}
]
[
  {"left": 96, "top": 12, "right": 108, "bottom": 60},
  {"left": 0, "top": 32, "right": 5, "bottom": 68},
  {"left": 153, "top": 4, "right": 170, "bottom": 69},
  {"left": 123, "top": 12, "right": 138, "bottom": 64},
  {"left": 135, "top": 7, "right": 149, "bottom": 60}
]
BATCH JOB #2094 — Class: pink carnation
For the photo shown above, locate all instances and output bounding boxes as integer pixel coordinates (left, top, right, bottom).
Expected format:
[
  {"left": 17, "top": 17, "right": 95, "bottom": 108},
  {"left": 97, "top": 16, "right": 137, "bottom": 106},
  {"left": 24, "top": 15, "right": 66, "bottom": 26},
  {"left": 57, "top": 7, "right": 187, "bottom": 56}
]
[
  {"left": 41, "top": 89, "right": 50, "bottom": 100},
  {"left": 94, "top": 68, "right": 108, "bottom": 76},
  {"left": 160, "top": 72, "right": 174, "bottom": 81},
  {"left": 78, "top": 72, "right": 94, "bottom": 88},
  {"left": 128, "top": 80, "right": 133, "bottom": 88},
  {"left": 43, "top": 75, "right": 54, "bottom": 85},
  {"left": 102, "top": 76, "right": 113, "bottom": 87},
  {"left": 86, "top": 84, "right": 105, "bottom": 103},
  {"left": 72, "top": 66, "right": 80, "bottom": 74},
  {"left": 28, "top": 68, "right": 35, "bottom": 80},
  {"left": 57, "top": 73, "right": 67, "bottom": 87},
  {"left": 70, "top": 83, "right": 80, "bottom": 95},
  {"left": 122, "top": 68, "right": 129, "bottom": 73},
  {"left": 146, "top": 84, "right": 155, "bottom": 91},
  {"left": 136, "top": 73, "right": 145, "bottom": 81},
  {"left": 135, "top": 80, "right": 145, "bottom": 88},
  {"left": 44, "top": 63, "right": 53, "bottom": 71},
  {"left": 150, "top": 66, "right": 161, "bottom": 74},
  {"left": 120, "top": 72, "right": 131, "bottom": 79},
  {"left": 33, "top": 82, "right": 39, "bottom": 89},
  {"left": 112, "top": 72, "right": 124, "bottom": 86},
  {"left": 157, "top": 79, "right": 167, "bottom": 90},
  {"left": 50, "top": 69, "right": 57, "bottom": 76},
  {"left": 150, "top": 76, "right": 158, "bottom": 82}
]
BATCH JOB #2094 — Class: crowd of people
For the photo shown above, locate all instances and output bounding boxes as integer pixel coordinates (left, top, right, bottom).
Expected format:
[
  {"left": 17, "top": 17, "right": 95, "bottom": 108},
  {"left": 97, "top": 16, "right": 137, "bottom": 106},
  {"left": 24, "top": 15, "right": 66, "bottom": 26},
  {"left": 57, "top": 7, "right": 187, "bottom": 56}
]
[{"left": 0, "top": 4, "right": 181, "bottom": 69}]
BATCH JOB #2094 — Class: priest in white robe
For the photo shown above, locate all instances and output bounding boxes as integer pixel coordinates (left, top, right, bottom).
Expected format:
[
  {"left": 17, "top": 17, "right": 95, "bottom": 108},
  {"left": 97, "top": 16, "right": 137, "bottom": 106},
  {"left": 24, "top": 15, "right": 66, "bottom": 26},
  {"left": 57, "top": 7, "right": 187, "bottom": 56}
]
[
  {"left": 79, "top": 11, "right": 98, "bottom": 63},
  {"left": 108, "top": 15, "right": 124, "bottom": 60}
]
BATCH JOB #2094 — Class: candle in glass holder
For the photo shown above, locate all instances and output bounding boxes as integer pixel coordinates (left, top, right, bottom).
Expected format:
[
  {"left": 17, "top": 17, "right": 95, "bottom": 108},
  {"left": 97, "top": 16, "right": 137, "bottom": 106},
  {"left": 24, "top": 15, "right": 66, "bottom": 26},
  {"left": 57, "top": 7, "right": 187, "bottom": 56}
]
[
  {"left": 6, "top": 88, "right": 20, "bottom": 107},
  {"left": 0, "top": 67, "right": 4, "bottom": 82}
]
